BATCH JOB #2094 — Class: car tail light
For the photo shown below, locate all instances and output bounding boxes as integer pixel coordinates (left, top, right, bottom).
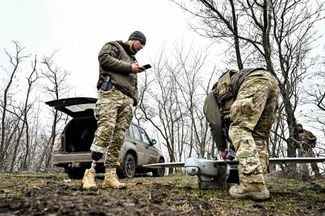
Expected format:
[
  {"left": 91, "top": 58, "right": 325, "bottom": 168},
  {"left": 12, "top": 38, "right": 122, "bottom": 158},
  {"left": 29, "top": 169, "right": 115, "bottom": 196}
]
[{"left": 52, "top": 134, "right": 63, "bottom": 153}]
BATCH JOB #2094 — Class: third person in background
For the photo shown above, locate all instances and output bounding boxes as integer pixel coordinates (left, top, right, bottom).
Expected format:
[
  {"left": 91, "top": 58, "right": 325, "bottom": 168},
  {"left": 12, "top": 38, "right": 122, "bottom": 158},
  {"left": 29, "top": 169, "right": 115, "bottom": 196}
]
[{"left": 297, "top": 123, "right": 321, "bottom": 178}]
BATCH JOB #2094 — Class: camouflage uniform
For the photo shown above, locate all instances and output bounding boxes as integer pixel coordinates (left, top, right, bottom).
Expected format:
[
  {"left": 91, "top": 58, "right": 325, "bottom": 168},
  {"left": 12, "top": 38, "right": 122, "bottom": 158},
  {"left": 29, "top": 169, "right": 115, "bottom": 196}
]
[
  {"left": 92, "top": 88, "right": 133, "bottom": 168},
  {"left": 90, "top": 40, "right": 139, "bottom": 169},
  {"left": 204, "top": 68, "right": 279, "bottom": 199},
  {"left": 228, "top": 70, "right": 279, "bottom": 186},
  {"left": 297, "top": 126, "right": 320, "bottom": 178},
  {"left": 83, "top": 32, "right": 146, "bottom": 190}
]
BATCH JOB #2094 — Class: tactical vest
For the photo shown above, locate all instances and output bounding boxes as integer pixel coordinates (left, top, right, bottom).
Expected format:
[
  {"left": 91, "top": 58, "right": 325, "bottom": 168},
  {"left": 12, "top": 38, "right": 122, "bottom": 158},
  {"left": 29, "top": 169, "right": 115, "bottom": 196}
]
[{"left": 214, "top": 68, "right": 266, "bottom": 120}]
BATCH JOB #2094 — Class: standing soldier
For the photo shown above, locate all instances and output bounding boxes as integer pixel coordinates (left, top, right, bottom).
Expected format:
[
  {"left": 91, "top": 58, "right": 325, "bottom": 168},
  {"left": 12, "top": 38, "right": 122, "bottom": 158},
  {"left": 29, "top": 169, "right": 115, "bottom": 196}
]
[
  {"left": 204, "top": 68, "right": 279, "bottom": 201},
  {"left": 82, "top": 31, "right": 147, "bottom": 189},
  {"left": 297, "top": 123, "right": 321, "bottom": 178}
]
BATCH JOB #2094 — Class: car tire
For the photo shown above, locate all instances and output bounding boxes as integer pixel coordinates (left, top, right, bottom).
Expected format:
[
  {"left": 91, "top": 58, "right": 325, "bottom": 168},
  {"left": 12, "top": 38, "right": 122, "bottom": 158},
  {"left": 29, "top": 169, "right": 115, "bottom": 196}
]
[
  {"left": 119, "top": 153, "right": 136, "bottom": 178},
  {"left": 152, "top": 158, "right": 165, "bottom": 177},
  {"left": 66, "top": 167, "right": 86, "bottom": 179}
]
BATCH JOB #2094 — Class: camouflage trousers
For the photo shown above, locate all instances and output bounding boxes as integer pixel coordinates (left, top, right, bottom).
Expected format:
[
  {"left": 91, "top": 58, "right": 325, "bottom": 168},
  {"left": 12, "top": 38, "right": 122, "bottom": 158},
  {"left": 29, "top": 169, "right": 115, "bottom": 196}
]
[
  {"left": 90, "top": 86, "right": 133, "bottom": 169},
  {"left": 228, "top": 70, "right": 279, "bottom": 186},
  {"left": 298, "top": 148, "right": 320, "bottom": 178}
]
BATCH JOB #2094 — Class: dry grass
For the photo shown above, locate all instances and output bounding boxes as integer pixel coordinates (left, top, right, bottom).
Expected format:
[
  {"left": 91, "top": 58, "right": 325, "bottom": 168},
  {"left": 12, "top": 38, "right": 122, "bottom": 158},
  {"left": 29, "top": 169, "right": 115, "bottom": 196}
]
[{"left": 0, "top": 172, "right": 324, "bottom": 215}]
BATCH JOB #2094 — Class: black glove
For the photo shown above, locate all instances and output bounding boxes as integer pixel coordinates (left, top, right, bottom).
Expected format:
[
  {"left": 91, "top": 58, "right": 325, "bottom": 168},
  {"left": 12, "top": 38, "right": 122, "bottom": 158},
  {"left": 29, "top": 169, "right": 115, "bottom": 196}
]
[
  {"left": 226, "top": 148, "right": 236, "bottom": 161},
  {"left": 91, "top": 151, "right": 103, "bottom": 161}
]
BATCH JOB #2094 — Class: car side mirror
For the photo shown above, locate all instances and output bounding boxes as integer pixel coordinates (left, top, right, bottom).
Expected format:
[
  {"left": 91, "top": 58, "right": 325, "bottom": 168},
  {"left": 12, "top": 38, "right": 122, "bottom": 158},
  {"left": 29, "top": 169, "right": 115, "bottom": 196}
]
[{"left": 151, "top": 139, "right": 157, "bottom": 145}]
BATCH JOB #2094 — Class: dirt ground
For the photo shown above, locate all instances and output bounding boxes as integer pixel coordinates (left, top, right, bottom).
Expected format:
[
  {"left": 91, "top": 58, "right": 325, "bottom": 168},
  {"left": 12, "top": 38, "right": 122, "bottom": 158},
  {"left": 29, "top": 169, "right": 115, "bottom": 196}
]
[{"left": 0, "top": 172, "right": 324, "bottom": 216}]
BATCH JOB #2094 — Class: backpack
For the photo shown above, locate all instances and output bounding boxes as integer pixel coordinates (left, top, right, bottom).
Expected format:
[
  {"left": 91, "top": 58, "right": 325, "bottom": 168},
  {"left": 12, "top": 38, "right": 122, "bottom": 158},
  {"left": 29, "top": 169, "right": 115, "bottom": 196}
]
[
  {"left": 214, "top": 69, "right": 238, "bottom": 120},
  {"left": 215, "top": 68, "right": 266, "bottom": 119},
  {"left": 203, "top": 68, "right": 266, "bottom": 150},
  {"left": 203, "top": 89, "right": 227, "bottom": 150}
]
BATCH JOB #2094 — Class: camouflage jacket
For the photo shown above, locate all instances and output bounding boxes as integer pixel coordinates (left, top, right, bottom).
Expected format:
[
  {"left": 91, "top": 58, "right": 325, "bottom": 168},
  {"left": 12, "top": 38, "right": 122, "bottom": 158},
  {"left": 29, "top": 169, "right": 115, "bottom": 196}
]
[
  {"left": 214, "top": 68, "right": 267, "bottom": 122},
  {"left": 98, "top": 40, "right": 138, "bottom": 106},
  {"left": 204, "top": 68, "right": 269, "bottom": 150},
  {"left": 298, "top": 129, "right": 316, "bottom": 149}
]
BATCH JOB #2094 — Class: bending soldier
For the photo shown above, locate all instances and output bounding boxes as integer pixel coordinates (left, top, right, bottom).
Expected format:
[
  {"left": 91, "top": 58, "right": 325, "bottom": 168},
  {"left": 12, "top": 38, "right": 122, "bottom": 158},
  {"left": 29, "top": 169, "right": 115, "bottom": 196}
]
[{"left": 205, "top": 68, "right": 279, "bottom": 201}]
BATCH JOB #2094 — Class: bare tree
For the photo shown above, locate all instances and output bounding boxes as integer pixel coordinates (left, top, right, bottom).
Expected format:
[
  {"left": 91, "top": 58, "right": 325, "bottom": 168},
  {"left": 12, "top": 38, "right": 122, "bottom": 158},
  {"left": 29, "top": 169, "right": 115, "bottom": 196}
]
[
  {"left": 306, "top": 66, "right": 325, "bottom": 113},
  {"left": 168, "top": 42, "right": 213, "bottom": 158},
  {"left": 19, "top": 55, "right": 39, "bottom": 170},
  {"left": 0, "top": 42, "right": 73, "bottom": 172},
  {"left": 136, "top": 52, "right": 183, "bottom": 164},
  {"left": 135, "top": 42, "right": 216, "bottom": 172},
  {"left": 37, "top": 53, "right": 71, "bottom": 171},
  {"left": 172, "top": 0, "right": 325, "bottom": 161},
  {"left": 0, "top": 41, "right": 30, "bottom": 170}
]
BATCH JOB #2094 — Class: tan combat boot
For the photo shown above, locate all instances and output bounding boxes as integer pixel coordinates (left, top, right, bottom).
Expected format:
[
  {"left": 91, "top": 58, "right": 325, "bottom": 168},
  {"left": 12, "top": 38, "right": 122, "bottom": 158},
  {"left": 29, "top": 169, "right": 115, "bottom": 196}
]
[
  {"left": 103, "top": 169, "right": 127, "bottom": 189},
  {"left": 82, "top": 168, "right": 97, "bottom": 190},
  {"left": 229, "top": 183, "right": 270, "bottom": 201}
]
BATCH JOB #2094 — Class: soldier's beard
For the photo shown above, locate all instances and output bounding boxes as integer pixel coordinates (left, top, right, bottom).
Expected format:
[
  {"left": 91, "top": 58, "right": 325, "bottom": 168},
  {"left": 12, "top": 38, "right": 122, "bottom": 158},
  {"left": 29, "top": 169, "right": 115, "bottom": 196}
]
[{"left": 130, "top": 43, "right": 138, "bottom": 54}]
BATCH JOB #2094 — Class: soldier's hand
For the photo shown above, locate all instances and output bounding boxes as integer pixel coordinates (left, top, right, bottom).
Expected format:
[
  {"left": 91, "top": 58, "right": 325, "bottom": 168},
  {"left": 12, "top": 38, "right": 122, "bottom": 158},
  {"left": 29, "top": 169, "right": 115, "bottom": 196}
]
[
  {"left": 131, "top": 63, "right": 145, "bottom": 73},
  {"left": 219, "top": 149, "right": 228, "bottom": 161},
  {"left": 226, "top": 148, "right": 236, "bottom": 161}
]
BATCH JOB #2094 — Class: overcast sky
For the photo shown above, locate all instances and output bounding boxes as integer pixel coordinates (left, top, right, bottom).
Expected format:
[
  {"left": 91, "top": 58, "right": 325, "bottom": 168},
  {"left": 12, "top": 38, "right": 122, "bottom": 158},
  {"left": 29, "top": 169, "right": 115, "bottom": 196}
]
[
  {"left": 1, "top": 0, "right": 324, "bottom": 147},
  {"left": 2, "top": 0, "right": 323, "bottom": 96},
  {"left": 0, "top": 0, "right": 216, "bottom": 98},
  {"left": 1, "top": 0, "right": 324, "bottom": 116}
]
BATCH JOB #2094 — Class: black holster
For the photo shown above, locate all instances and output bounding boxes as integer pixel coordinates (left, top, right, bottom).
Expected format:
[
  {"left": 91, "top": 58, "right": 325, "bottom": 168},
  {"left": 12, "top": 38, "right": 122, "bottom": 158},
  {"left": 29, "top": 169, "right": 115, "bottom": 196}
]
[{"left": 97, "top": 74, "right": 112, "bottom": 91}]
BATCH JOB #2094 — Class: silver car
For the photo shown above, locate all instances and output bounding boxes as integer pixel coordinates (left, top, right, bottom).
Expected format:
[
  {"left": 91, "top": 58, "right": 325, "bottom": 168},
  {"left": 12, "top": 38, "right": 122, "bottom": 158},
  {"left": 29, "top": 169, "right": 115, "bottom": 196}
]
[{"left": 46, "top": 97, "right": 165, "bottom": 179}]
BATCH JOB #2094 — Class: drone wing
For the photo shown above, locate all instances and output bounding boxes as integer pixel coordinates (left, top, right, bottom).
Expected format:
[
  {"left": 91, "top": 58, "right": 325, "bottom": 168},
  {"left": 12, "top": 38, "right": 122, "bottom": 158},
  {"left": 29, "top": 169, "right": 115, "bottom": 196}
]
[
  {"left": 143, "top": 157, "right": 325, "bottom": 168},
  {"left": 269, "top": 157, "right": 325, "bottom": 164},
  {"left": 143, "top": 161, "right": 185, "bottom": 168}
]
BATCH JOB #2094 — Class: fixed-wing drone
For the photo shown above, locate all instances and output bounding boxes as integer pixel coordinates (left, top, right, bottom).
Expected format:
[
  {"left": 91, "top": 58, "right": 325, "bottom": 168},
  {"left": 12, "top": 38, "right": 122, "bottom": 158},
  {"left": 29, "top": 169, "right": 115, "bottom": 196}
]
[{"left": 143, "top": 154, "right": 325, "bottom": 189}]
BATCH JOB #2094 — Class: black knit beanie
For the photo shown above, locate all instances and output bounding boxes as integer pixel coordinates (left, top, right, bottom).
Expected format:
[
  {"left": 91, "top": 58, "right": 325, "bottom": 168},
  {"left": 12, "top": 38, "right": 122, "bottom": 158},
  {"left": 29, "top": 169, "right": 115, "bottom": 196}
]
[{"left": 128, "top": 31, "right": 146, "bottom": 45}]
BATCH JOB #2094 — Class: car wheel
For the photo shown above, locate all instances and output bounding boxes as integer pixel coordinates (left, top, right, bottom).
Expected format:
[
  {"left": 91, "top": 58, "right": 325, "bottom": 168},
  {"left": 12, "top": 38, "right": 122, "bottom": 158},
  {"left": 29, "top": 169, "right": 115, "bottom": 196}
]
[
  {"left": 152, "top": 158, "right": 165, "bottom": 177},
  {"left": 119, "top": 153, "right": 136, "bottom": 178},
  {"left": 66, "top": 167, "right": 85, "bottom": 179}
]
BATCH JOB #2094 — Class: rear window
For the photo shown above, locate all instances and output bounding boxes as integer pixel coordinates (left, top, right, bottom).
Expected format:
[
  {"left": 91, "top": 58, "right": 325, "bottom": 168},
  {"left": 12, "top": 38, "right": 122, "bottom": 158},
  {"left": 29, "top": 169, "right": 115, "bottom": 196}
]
[{"left": 64, "top": 104, "right": 95, "bottom": 113}]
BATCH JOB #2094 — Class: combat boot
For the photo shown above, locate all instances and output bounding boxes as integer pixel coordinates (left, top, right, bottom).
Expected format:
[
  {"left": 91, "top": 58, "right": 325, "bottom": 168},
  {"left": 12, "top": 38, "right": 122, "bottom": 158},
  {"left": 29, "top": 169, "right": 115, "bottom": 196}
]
[
  {"left": 82, "top": 168, "right": 97, "bottom": 190},
  {"left": 229, "top": 183, "right": 270, "bottom": 201},
  {"left": 103, "top": 169, "right": 127, "bottom": 189}
]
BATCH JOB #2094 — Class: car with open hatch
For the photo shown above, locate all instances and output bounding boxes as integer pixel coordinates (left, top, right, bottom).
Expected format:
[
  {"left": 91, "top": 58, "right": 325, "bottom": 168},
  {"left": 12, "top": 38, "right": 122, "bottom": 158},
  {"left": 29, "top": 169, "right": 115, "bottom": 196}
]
[{"left": 46, "top": 97, "right": 165, "bottom": 179}]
